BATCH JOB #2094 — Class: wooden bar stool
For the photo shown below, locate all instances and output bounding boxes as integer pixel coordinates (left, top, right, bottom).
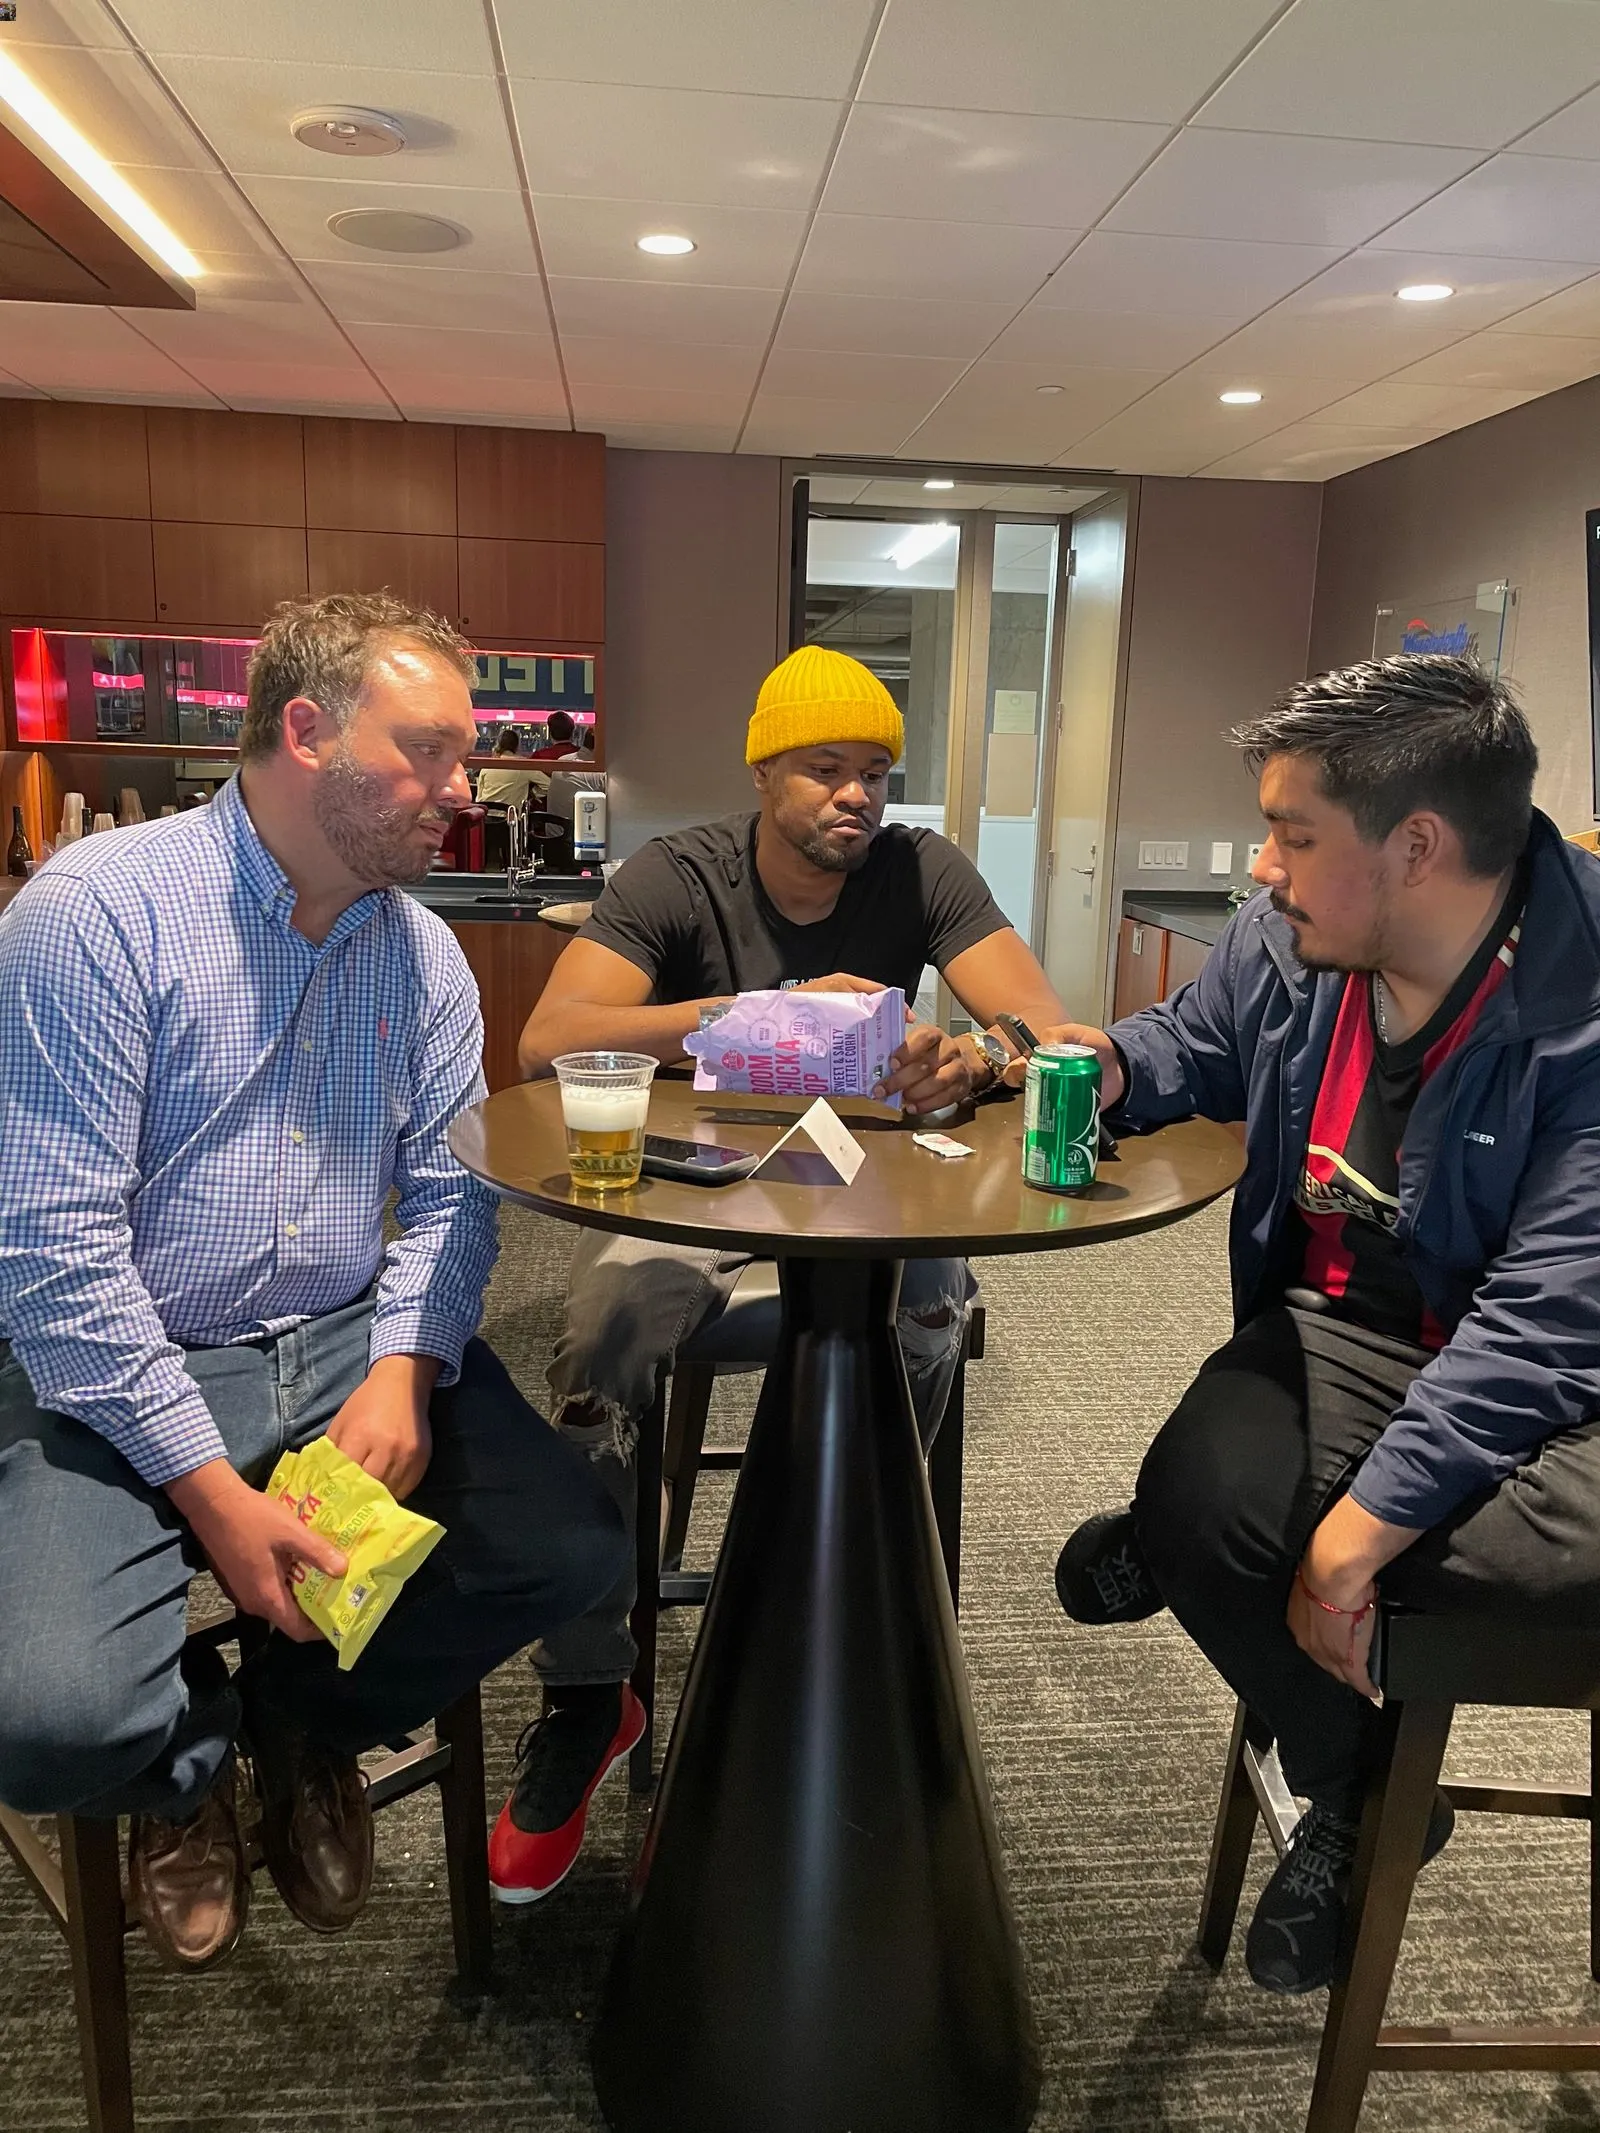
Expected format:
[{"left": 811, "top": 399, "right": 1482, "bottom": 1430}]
[
  {"left": 0, "top": 1610, "right": 493, "bottom": 2133},
  {"left": 628, "top": 1262, "right": 984, "bottom": 1790},
  {"left": 1198, "top": 1607, "right": 1600, "bottom": 2133}
]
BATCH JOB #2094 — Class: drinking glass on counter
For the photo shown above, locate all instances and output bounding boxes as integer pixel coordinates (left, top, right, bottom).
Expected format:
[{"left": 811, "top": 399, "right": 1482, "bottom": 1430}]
[{"left": 552, "top": 1051, "right": 657, "bottom": 1191}]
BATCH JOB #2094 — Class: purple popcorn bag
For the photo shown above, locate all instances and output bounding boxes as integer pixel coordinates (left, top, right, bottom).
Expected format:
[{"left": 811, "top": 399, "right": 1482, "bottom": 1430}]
[{"left": 684, "top": 989, "right": 908, "bottom": 1108}]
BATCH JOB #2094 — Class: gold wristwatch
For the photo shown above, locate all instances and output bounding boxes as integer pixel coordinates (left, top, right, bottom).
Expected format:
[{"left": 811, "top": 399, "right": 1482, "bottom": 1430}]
[{"left": 970, "top": 1029, "right": 1011, "bottom": 1087}]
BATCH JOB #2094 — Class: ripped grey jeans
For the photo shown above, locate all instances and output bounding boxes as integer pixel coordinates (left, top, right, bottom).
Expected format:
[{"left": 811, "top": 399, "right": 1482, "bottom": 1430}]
[{"left": 531, "top": 1231, "right": 974, "bottom": 1688}]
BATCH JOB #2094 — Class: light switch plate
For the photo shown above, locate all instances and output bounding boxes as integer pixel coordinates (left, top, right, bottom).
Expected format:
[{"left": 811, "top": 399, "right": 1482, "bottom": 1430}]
[
  {"left": 1210, "top": 841, "right": 1232, "bottom": 875},
  {"left": 1137, "top": 839, "right": 1189, "bottom": 870},
  {"left": 1248, "top": 842, "right": 1265, "bottom": 867}
]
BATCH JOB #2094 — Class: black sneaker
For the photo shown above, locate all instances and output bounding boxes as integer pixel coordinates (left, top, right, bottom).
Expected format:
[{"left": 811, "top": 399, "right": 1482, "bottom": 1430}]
[
  {"left": 1245, "top": 1790, "right": 1456, "bottom": 1994},
  {"left": 1054, "top": 1507, "right": 1165, "bottom": 1624},
  {"left": 488, "top": 1684, "right": 645, "bottom": 1904}
]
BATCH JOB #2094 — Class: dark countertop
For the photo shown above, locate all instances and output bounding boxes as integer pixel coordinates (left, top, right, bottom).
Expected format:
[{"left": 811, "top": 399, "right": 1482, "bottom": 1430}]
[
  {"left": 403, "top": 872, "right": 605, "bottom": 924},
  {"left": 1121, "top": 890, "right": 1236, "bottom": 947},
  {"left": 9, "top": 875, "right": 606, "bottom": 926}
]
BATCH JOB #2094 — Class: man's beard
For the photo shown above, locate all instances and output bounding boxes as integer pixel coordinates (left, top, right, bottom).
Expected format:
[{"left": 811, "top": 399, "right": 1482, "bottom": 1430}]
[
  {"left": 1271, "top": 890, "right": 1386, "bottom": 974},
  {"left": 789, "top": 812, "right": 876, "bottom": 874},
  {"left": 313, "top": 744, "right": 447, "bottom": 886}
]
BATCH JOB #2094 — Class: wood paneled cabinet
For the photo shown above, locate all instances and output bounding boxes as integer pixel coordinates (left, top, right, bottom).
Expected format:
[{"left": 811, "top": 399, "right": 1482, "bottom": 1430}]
[
  {"left": 1111, "top": 918, "right": 1217, "bottom": 1021},
  {"left": 458, "top": 537, "right": 604, "bottom": 642},
  {"left": 1, "top": 403, "right": 607, "bottom": 780},
  {"left": 455, "top": 428, "right": 605, "bottom": 543},
  {"left": 1113, "top": 918, "right": 1169, "bottom": 1020},
  {"left": 1163, "top": 929, "right": 1210, "bottom": 997},
  {"left": 304, "top": 417, "right": 457, "bottom": 536},
  {"left": 0, "top": 401, "right": 149, "bottom": 518},
  {"left": 147, "top": 409, "right": 305, "bottom": 528},
  {"left": 441, "top": 914, "right": 566, "bottom": 1094},
  {"left": 307, "top": 529, "right": 458, "bottom": 619},
  {"left": 153, "top": 522, "right": 309, "bottom": 631},
  {"left": 0, "top": 514, "right": 155, "bottom": 624}
]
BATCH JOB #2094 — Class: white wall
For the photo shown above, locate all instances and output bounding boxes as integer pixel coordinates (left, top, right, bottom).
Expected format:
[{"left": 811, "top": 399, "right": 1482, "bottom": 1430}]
[
  {"left": 1310, "top": 372, "right": 1600, "bottom": 830},
  {"left": 1111, "top": 476, "right": 1324, "bottom": 918}
]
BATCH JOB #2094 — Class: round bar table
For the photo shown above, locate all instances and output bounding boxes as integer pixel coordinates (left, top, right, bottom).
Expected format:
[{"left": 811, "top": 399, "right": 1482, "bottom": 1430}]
[{"left": 452, "top": 1081, "right": 1242, "bottom": 2133}]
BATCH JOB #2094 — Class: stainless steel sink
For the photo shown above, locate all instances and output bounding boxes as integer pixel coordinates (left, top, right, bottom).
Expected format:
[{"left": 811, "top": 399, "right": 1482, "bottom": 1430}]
[{"left": 406, "top": 870, "right": 600, "bottom": 913}]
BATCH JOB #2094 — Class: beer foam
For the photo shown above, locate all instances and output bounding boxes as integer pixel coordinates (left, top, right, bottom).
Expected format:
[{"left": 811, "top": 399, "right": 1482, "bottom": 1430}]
[{"left": 560, "top": 1084, "right": 650, "bottom": 1134}]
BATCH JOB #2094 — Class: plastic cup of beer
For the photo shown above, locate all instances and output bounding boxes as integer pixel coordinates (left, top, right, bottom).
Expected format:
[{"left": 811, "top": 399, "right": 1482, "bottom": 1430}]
[{"left": 552, "top": 1051, "right": 657, "bottom": 1192}]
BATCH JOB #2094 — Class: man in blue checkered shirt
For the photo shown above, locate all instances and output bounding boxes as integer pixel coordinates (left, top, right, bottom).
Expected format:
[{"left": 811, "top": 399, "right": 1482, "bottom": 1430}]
[{"left": 0, "top": 593, "right": 625, "bottom": 1974}]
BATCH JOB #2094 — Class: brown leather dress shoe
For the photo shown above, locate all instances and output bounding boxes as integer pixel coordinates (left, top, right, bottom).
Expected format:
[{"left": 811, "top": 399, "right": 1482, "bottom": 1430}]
[
  {"left": 251, "top": 1725, "right": 374, "bottom": 1934},
  {"left": 128, "top": 1757, "right": 250, "bottom": 1973}
]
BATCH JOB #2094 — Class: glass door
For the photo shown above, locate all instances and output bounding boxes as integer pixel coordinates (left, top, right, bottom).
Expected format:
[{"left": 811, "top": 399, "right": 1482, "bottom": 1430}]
[
  {"left": 977, "top": 521, "right": 1061, "bottom": 946},
  {"left": 799, "top": 485, "right": 1124, "bottom": 1022},
  {"left": 801, "top": 510, "right": 962, "bottom": 1019}
]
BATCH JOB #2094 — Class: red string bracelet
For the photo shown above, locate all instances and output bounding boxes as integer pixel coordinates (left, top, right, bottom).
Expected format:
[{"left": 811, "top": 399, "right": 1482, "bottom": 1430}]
[{"left": 1296, "top": 1568, "right": 1376, "bottom": 1666}]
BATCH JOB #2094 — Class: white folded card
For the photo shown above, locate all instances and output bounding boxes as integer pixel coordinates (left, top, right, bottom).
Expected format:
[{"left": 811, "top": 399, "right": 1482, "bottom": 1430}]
[{"left": 748, "top": 1097, "right": 867, "bottom": 1186}]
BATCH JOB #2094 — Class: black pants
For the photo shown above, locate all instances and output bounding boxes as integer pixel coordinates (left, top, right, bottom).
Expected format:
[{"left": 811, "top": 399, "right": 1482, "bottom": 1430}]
[{"left": 1134, "top": 1306, "right": 1600, "bottom": 1817}]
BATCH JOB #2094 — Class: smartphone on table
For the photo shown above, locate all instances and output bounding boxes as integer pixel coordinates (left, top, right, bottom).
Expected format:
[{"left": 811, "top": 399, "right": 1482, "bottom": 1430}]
[
  {"left": 995, "top": 1013, "right": 1040, "bottom": 1059},
  {"left": 641, "top": 1134, "right": 760, "bottom": 1185}
]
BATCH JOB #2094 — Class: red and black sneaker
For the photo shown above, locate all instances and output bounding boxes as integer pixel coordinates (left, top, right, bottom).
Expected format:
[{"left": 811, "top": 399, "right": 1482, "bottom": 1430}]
[{"left": 489, "top": 1684, "right": 647, "bottom": 1905}]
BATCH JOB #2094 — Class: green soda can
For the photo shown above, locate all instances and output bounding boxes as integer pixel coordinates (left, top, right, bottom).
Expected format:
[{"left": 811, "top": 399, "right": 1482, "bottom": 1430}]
[{"left": 1022, "top": 1042, "right": 1101, "bottom": 1193}]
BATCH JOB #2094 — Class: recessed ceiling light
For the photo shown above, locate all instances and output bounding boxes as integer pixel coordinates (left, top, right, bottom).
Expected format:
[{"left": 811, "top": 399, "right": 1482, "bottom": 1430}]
[
  {"left": 1219, "top": 388, "right": 1263, "bottom": 405},
  {"left": 1035, "top": 384, "right": 1065, "bottom": 395},
  {"left": 923, "top": 478, "right": 955, "bottom": 490},
  {"left": 292, "top": 106, "right": 407, "bottom": 157},
  {"left": 0, "top": 49, "right": 202, "bottom": 280},
  {"left": 327, "top": 208, "right": 465, "bottom": 254},
  {"left": 1397, "top": 281, "right": 1454, "bottom": 303},
  {"left": 891, "top": 523, "right": 955, "bottom": 570},
  {"left": 637, "top": 232, "right": 696, "bottom": 256}
]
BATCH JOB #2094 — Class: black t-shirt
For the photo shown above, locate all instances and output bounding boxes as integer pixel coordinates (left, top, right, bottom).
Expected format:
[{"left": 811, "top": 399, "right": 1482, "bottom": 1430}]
[
  {"left": 1287, "top": 874, "right": 1523, "bottom": 1348},
  {"left": 579, "top": 812, "right": 1008, "bottom": 1003}
]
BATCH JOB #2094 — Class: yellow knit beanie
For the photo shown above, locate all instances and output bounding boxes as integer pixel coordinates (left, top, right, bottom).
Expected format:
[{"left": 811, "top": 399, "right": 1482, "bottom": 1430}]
[{"left": 745, "top": 645, "right": 905, "bottom": 765}]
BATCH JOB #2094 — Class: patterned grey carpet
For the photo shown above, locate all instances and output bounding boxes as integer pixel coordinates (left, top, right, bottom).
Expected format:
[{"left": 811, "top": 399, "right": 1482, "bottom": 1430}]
[{"left": 4, "top": 1198, "right": 1599, "bottom": 2133}]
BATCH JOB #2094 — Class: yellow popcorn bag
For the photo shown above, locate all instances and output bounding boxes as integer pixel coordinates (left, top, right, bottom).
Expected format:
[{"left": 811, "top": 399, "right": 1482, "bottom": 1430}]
[{"left": 266, "top": 1436, "right": 444, "bottom": 1670}]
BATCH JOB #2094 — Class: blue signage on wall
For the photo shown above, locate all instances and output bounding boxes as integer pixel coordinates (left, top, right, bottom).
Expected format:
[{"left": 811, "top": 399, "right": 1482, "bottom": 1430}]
[
  {"left": 470, "top": 652, "right": 596, "bottom": 714},
  {"left": 1399, "top": 616, "right": 1474, "bottom": 655}
]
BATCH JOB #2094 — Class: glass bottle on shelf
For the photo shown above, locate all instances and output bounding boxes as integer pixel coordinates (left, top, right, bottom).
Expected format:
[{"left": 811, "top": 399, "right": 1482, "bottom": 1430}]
[{"left": 7, "top": 807, "right": 35, "bottom": 877}]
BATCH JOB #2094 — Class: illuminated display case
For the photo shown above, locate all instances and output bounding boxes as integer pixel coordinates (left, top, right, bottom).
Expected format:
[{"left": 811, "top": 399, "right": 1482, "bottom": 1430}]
[
  {"left": 468, "top": 650, "right": 598, "bottom": 757},
  {"left": 9, "top": 628, "right": 603, "bottom": 762}
]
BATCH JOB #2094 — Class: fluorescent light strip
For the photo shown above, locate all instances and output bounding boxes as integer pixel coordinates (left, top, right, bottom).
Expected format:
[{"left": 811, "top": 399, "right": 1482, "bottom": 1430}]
[
  {"left": 891, "top": 522, "right": 955, "bottom": 571},
  {"left": 0, "top": 51, "right": 202, "bottom": 281}
]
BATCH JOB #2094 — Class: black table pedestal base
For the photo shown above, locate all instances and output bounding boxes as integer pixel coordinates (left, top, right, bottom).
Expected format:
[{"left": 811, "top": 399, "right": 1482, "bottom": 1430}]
[{"left": 591, "top": 1256, "right": 1040, "bottom": 2133}]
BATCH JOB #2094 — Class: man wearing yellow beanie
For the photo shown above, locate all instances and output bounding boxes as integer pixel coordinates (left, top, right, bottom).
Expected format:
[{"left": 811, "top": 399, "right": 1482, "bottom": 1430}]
[
  {"left": 484, "top": 644, "right": 1066, "bottom": 1904},
  {"left": 743, "top": 641, "right": 908, "bottom": 769}
]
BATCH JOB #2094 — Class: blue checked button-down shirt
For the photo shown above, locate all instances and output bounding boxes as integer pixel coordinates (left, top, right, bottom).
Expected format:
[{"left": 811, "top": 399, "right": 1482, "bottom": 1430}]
[{"left": 0, "top": 775, "right": 498, "bottom": 1489}]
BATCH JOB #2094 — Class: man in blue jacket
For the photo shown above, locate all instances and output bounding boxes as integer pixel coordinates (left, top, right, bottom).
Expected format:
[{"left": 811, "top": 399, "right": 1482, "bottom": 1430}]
[{"left": 1050, "top": 653, "right": 1600, "bottom": 1994}]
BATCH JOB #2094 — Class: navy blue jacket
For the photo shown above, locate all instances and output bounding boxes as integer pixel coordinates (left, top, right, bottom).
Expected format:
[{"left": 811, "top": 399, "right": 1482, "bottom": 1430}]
[{"left": 1109, "top": 810, "right": 1600, "bottom": 1529}]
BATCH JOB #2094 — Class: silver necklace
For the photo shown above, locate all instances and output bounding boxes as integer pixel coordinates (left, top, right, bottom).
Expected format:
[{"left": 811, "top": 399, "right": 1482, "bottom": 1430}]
[{"left": 1373, "top": 973, "right": 1389, "bottom": 1046}]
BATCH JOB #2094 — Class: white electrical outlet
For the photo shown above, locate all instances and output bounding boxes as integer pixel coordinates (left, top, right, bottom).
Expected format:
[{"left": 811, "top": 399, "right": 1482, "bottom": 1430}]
[
  {"left": 1137, "top": 840, "right": 1189, "bottom": 870},
  {"left": 1210, "top": 841, "right": 1232, "bottom": 875},
  {"left": 1248, "top": 841, "right": 1265, "bottom": 867}
]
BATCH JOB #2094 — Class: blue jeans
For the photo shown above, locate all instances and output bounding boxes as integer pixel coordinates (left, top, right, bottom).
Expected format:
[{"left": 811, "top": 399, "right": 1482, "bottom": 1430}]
[{"left": 0, "top": 1293, "right": 627, "bottom": 1821}]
